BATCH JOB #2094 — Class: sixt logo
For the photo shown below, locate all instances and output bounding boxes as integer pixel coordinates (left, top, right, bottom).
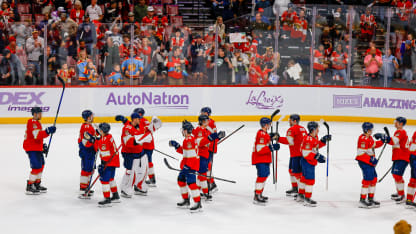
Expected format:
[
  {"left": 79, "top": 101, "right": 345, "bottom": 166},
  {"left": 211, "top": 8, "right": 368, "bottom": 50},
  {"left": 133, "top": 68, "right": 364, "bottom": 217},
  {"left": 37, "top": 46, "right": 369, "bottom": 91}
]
[{"left": 0, "top": 92, "right": 50, "bottom": 112}]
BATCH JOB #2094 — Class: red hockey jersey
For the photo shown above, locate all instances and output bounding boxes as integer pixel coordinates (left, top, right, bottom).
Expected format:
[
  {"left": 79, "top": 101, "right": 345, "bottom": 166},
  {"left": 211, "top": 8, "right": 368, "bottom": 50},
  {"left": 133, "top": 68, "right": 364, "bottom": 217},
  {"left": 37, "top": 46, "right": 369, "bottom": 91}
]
[
  {"left": 389, "top": 129, "right": 410, "bottom": 162},
  {"left": 176, "top": 135, "right": 199, "bottom": 171},
  {"left": 23, "top": 119, "right": 49, "bottom": 152},
  {"left": 355, "top": 134, "right": 384, "bottom": 166},
  {"left": 206, "top": 119, "right": 218, "bottom": 153},
  {"left": 279, "top": 124, "right": 307, "bottom": 157},
  {"left": 252, "top": 129, "right": 272, "bottom": 165},
  {"left": 95, "top": 134, "right": 120, "bottom": 167},
  {"left": 301, "top": 134, "right": 326, "bottom": 166},
  {"left": 192, "top": 126, "right": 211, "bottom": 159},
  {"left": 121, "top": 122, "right": 144, "bottom": 154},
  {"left": 78, "top": 123, "right": 96, "bottom": 148}
]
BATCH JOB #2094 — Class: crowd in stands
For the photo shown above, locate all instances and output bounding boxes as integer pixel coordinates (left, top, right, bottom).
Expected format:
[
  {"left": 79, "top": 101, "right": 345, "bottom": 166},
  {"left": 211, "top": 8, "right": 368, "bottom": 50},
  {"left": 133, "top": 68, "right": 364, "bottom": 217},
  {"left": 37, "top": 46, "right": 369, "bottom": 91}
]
[{"left": 0, "top": 0, "right": 415, "bottom": 87}]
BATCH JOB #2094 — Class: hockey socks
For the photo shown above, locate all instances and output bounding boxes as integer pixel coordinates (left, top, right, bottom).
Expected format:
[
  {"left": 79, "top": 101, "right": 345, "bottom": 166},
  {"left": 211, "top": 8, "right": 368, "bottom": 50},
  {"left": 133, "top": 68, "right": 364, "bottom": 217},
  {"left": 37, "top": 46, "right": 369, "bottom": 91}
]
[
  {"left": 80, "top": 170, "right": 92, "bottom": 190},
  {"left": 407, "top": 178, "right": 416, "bottom": 202},
  {"left": 393, "top": 174, "right": 405, "bottom": 196},
  {"left": 255, "top": 177, "right": 267, "bottom": 195}
]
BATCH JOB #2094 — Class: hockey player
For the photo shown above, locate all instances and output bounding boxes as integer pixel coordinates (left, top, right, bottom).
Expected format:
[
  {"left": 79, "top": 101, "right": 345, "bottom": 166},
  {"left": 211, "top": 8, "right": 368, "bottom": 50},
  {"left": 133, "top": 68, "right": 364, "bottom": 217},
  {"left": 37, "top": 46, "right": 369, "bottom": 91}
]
[
  {"left": 193, "top": 114, "right": 225, "bottom": 200},
  {"left": 95, "top": 123, "right": 120, "bottom": 207},
  {"left": 407, "top": 130, "right": 416, "bottom": 208},
  {"left": 169, "top": 120, "right": 202, "bottom": 212},
  {"left": 356, "top": 122, "right": 386, "bottom": 208},
  {"left": 381, "top": 117, "right": 410, "bottom": 204},
  {"left": 78, "top": 110, "right": 97, "bottom": 197},
  {"left": 118, "top": 112, "right": 146, "bottom": 197},
  {"left": 23, "top": 107, "right": 56, "bottom": 194},
  {"left": 200, "top": 107, "right": 219, "bottom": 193},
  {"left": 278, "top": 114, "right": 307, "bottom": 197},
  {"left": 252, "top": 117, "right": 280, "bottom": 205},
  {"left": 134, "top": 108, "right": 157, "bottom": 187},
  {"left": 298, "top": 121, "right": 331, "bottom": 207}
]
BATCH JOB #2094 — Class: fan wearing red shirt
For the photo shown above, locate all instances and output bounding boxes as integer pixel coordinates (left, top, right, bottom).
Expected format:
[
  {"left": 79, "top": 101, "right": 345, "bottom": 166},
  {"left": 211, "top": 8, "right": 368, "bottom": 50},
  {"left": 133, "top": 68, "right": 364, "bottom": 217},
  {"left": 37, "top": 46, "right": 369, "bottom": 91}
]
[
  {"left": 169, "top": 120, "right": 202, "bottom": 213},
  {"left": 23, "top": 107, "right": 56, "bottom": 195},
  {"left": 384, "top": 117, "right": 410, "bottom": 204},
  {"left": 252, "top": 117, "right": 280, "bottom": 205},
  {"left": 278, "top": 114, "right": 307, "bottom": 197},
  {"left": 298, "top": 122, "right": 330, "bottom": 207},
  {"left": 356, "top": 122, "right": 386, "bottom": 208},
  {"left": 94, "top": 123, "right": 120, "bottom": 207}
]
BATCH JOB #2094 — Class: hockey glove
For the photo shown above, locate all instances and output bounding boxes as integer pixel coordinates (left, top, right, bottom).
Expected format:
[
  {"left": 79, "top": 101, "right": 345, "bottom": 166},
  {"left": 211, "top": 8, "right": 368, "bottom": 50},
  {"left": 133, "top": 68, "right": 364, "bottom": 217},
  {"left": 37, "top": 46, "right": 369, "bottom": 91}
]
[
  {"left": 269, "top": 132, "right": 280, "bottom": 141},
  {"left": 169, "top": 140, "right": 180, "bottom": 150},
  {"left": 115, "top": 115, "right": 128, "bottom": 124},
  {"left": 45, "top": 126, "right": 56, "bottom": 135},
  {"left": 269, "top": 143, "right": 280, "bottom": 151},
  {"left": 320, "top": 134, "right": 332, "bottom": 144},
  {"left": 370, "top": 156, "right": 378, "bottom": 166},
  {"left": 315, "top": 153, "right": 326, "bottom": 163},
  {"left": 42, "top": 143, "right": 49, "bottom": 154},
  {"left": 383, "top": 136, "right": 391, "bottom": 144},
  {"left": 208, "top": 132, "right": 219, "bottom": 141},
  {"left": 373, "top": 133, "right": 385, "bottom": 140},
  {"left": 218, "top": 131, "right": 226, "bottom": 139},
  {"left": 84, "top": 132, "right": 96, "bottom": 143}
]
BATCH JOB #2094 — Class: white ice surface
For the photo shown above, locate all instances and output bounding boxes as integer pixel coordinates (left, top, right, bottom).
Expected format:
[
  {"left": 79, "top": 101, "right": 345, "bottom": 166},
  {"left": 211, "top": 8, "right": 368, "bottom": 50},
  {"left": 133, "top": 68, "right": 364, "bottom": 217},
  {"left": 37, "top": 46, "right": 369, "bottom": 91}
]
[{"left": 0, "top": 121, "right": 415, "bottom": 234}]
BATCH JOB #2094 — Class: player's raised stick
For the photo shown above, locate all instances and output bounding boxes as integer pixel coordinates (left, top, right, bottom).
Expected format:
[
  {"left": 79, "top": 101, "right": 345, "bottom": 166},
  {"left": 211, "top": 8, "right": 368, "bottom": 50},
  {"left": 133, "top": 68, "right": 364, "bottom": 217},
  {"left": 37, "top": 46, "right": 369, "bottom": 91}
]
[
  {"left": 45, "top": 77, "right": 65, "bottom": 158},
  {"left": 322, "top": 121, "right": 330, "bottom": 191},
  {"left": 270, "top": 109, "right": 280, "bottom": 187},
  {"left": 376, "top": 127, "right": 390, "bottom": 162}
]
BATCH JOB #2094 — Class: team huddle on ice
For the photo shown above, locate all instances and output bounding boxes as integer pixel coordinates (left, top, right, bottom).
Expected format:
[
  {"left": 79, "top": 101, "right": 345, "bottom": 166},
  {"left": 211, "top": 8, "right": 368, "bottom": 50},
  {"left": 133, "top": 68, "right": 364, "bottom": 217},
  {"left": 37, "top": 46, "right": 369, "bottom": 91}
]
[{"left": 22, "top": 106, "right": 416, "bottom": 211}]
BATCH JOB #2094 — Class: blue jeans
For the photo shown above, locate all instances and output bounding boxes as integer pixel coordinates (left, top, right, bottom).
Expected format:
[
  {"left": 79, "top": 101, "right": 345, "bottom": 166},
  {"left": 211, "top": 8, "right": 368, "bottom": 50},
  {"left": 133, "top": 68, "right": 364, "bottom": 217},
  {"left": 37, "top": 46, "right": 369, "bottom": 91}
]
[{"left": 332, "top": 69, "right": 348, "bottom": 85}]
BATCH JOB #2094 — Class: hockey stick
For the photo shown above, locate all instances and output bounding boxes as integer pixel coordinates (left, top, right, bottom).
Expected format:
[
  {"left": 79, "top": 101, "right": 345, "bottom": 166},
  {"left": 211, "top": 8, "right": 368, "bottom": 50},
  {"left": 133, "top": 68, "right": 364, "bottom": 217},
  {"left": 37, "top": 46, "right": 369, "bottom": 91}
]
[
  {"left": 376, "top": 127, "right": 390, "bottom": 162},
  {"left": 218, "top": 124, "right": 245, "bottom": 144},
  {"left": 322, "top": 121, "right": 330, "bottom": 191},
  {"left": 378, "top": 165, "right": 392, "bottom": 183},
  {"left": 163, "top": 158, "right": 236, "bottom": 183},
  {"left": 84, "top": 149, "right": 100, "bottom": 194},
  {"left": 273, "top": 115, "right": 285, "bottom": 190},
  {"left": 45, "top": 77, "right": 65, "bottom": 158},
  {"left": 84, "top": 144, "right": 123, "bottom": 196},
  {"left": 154, "top": 149, "right": 179, "bottom": 161},
  {"left": 270, "top": 109, "right": 280, "bottom": 187}
]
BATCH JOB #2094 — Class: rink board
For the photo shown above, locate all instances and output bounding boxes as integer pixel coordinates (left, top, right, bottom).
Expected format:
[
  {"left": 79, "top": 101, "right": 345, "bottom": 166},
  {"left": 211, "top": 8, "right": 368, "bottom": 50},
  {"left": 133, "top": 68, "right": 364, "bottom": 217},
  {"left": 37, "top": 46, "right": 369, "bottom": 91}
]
[{"left": 0, "top": 85, "right": 415, "bottom": 124}]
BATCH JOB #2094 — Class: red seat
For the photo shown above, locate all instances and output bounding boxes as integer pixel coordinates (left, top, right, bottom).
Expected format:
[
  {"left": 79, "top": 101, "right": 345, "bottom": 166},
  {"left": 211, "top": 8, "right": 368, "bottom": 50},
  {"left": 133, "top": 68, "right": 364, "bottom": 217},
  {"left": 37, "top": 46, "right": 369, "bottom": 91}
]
[
  {"left": 171, "top": 16, "right": 182, "bottom": 26},
  {"left": 152, "top": 5, "right": 164, "bottom": 15},
  {"left": 20, "top": 14, "right": 32, "bottom": 22},
  {"left": 166, "top": 5, "right": 178, "bottom": 15},
  {"left": 162, "top": 0, "right": 173, "bottom": 4},
  {"left": 17, "top": 4, "right": 30, "bottom": 14}
]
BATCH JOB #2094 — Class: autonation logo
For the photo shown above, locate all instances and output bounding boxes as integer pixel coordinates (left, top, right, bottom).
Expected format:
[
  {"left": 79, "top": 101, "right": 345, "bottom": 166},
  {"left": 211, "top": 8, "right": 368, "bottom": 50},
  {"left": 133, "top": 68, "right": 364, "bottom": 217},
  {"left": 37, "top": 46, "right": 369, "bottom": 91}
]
[
  {"left": 106, "top": 91, "right": 190, "bottom": 109},
  {"left": 0, "top": 92, "right": 50, "bottom": 112},
  {"left": 333, "top": 94, "right": 416, "bottom": 110}
]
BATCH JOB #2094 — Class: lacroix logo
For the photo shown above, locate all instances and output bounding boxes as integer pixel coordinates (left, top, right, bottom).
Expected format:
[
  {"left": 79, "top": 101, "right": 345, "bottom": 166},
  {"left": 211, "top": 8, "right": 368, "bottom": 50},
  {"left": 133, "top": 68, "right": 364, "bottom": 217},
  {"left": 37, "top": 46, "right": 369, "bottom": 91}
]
[
  {"left": 246, "top": 90, "right": 284, "bottom": 109},
  {"left": 106, "top": 91, "right": 189, "bottom": 109},
  {"left": 0, "top": 92, "right": 50, "bottom": 112}
]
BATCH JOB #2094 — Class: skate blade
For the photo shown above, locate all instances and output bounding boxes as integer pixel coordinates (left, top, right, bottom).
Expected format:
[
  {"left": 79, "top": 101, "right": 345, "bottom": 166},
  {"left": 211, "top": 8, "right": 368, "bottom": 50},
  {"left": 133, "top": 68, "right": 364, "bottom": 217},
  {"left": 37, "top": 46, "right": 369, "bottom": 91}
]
[
  {"left": 98, "top": 203, "right": 112, "bottom": 208},
  {"left": 121, "top": 194, "right": 132, "bottom": 198},
  {"left": 147, "top": 184, "right": 157, "bottom": 188},
  {"left": 253, "top": 200, "right": 267, "bottom": 206},
  {"left": 177, "top": 205, "right": 190, "bottom": 209},
  {"left": 25, "top": 191, "right": 40, "bottom": 195},
  {"left": 190, "top": 208, "right": 203, "bottom": 213},
  {"left": 303, "top": 202, "right": 317, "bottom": 207},
  {"left": 395, "top": 200, "right": 405, "bottom": 205},
  {"left": 111, "top": 200, "right": 121, "bottom": 203},
  {"left": 358, "top": 204, "right": 371, "bottom": 209},
  {"left": 405, "top": 205, "right": 416, "bottom": 209},
  {"left": 369, "top": 205, "right": 380, "bottom": 209},
  {"left": 39, "top": 191, "right": 47, "bottom": 193},
  {"left": 134, "top": 192, "right": 148, "bottom": 196},
  {"left": 78, "top": 194, "right": 92, "bottom": 199}
]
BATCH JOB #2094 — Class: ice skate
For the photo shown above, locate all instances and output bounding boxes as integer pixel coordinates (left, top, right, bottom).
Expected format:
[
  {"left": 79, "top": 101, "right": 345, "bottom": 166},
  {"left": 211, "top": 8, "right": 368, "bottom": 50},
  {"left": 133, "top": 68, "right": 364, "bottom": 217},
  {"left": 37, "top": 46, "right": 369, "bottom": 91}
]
[
  {"left": 368, "top": 198, "right": 380, "bottom": 208},
  {"left": 134, "top": 186, "right": 148, "bottom": 196},
  {"left": 253, "top": 193, "right": 267, "bottom": 206},
  {"left": 304, "top": 198, "right": 317, "bottom": 207},
  {"left": 295, "top": 193, "right": 305, "bottom": 203},
  {"left": 190, "top": 201, "right": 202, "bottom": 213},
  {"left": 98, "top": 198, "right": 112, "bottom": 207},
  {"left": 26, "top": 181, "right": 40, "bottom": 195},
  {"left": 358, "top": 198, "right": 371, "bottom": 209},
  {"left": 391, "top": 193, "right": 399, "bottom": 200},
  {"left": 209, "top": 182, "right": 218, "bottom": 194},
  {"left": 145, "top": 177, "right": 157, "bottom": 187},
  {"left": 201, "top": 193, "right": 213, "bottom": 201},
  {"left": 177, "top": 198, "right": 190, "bottom": 209},
  {"left": 78, "top": 188, "right": 94, "bottom": 199},
  {"left": 111, "top": 192, "right": 121, "bottom": 203},
  {"left": 286, "top": 187, "right": 298, "bottom": 197},
  {"left": 120, "top": 190, "right": 132, "bottom": 198},
  {"left": 34, "top": 182, "right": 47, "bottom": 193},
  {"left": 405, "top": 200, "right": 416, "bottom": 209},
  {"left": 393, "top": 195, "right": 405, "bottom": 204}
]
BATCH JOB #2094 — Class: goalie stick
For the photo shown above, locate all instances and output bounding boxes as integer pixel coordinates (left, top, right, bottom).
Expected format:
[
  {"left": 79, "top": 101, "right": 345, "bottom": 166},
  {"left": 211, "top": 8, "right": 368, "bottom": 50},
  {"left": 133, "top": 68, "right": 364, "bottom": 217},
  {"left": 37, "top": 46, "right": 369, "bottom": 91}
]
[
  {"left": 163, "top": 158, "right": 236, "bottom": 183},
  {"left": 45, "top": 77, "right": 65, "bottom": 158}
]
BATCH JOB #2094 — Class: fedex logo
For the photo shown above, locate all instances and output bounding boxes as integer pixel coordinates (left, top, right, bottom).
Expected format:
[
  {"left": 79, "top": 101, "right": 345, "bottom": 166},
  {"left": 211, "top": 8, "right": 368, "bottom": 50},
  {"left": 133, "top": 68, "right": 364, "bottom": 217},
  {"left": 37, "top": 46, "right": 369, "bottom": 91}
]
[{"left": 0, "top": 92, "right": 45, "bottom": 105}]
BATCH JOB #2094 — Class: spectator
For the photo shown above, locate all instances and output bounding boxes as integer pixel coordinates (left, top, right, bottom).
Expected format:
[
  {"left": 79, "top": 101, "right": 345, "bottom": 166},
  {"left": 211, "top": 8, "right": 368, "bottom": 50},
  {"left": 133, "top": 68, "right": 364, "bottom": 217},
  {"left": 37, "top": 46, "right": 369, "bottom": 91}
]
[
  {"left": 86, "top": 0, "right": 103, "bottom": 22},
  {"left": 365, "top": 41, "right": 382, "bottom": 57},
  {"left": 291, "top": 9, "right": 308, "bottom": 43},
  {"left": 231, "top": 49, "right": 249, "bottom": 84},
  {"left": 251, "top": 8, "right": 271, "bottom": 24},
  {"left": 402, "top": 40, "right": 413, "bottom": 83},
  {"left": 139, "top": 37, "right": 153, "bottom": 84},
  {"left": 5, "top": 37, "right": 16, "bottom": 54},
  {"left": 251, "top": 12, "right": 271, "bottom": 31},
  {"left": 330, "top": 43, "right": 348, "bottom": 85},
  {"left": 211, "top": 47, "right": 233, "bottom": 85},
  {"left": 212, "top": 0, "right": 224, "bottom": 19},
  {"left": 57, "top": 11, "right": 78, "bottom": 39},
  {"left": 282, "top": 59, "right": 302, "bottom": 84},
  {"left": 109, "top": 24, "right": 123, "bottom": 47},
  {"left": 121, "top": 47, "right": 144, "bottom": 85},
  {"left": 281, "top": 4, "right": 297, "bottom": 38},
  {"left": 165, "top": 46, "right": 188, "bottom": 85},
  {"left": 57, "top": 63, "right": 73, "bottom": 85},
  {"left": 77, "top": 50, "right": 91, "bottom": 85},
  {"left": 77, "top": 13, "right": 97, "bottom": 56},
  {"left": 232, "top": 0, "right": 250, "bottom": 18},
  {"left": 0, "top": 49, "right": 25, "bottom": 85},
  {"left": 190, "top": 34, "right": 206, "bottom": 84},
  {"left": 313, "top": 44, "right": 330, "bottom": 85},
  {"left": 39, "top": 46, "right": 59, "bottom": 85},
  {"left": 24, "top": 64, "right": 39, "bottom": 86},
  {"left": 394, "top": 220, "right": 412, "bottom": 234},
  {"left": 70, "top": 0, "right": 84, "bottom": 24},
  {"left": 142, "top": 6, "right": 157, "bottom": 26},
  {"left": 360, "top": 8, "right": 377, "bottom": 42},
  {"left": 57, "top": 39, "right": 69, "bottom": 67},
  {"left": 134, "top": 0, "right": 147, "bottom": 23},
  {"left": 148, "top": 44, "right": 168, "bottom": 85},
  {"left": 204, "top": 26, "right": 222, "bottom": 46},
  {"left": 102, "top": 37, "right": 121, "bottom": 78},
  {"left": 11, "top": 22, "right": 30, "bottom": 48},
  {"left": 380, "top": 47, "right": 399, "bottom": 87},
  {"left": 171, "top": 29, "right": 185, "bottom": 52},
  {"left": 26, "top": 30, "right": 44, "bottom": 78},
  {"left": 108, "top": 64, "right": 123, "bottom": 85},
  {"left": 104, "top": 0, "right": 120, "bottom": 23},
  {"left": 248, "top": 57, "right": 267, "bottom": 85},
  {"left": 214, "top": 17, "right": 226, "bottom": 44},
  {"left": 363, "top": 46, "right": 383, "bottom": 86},
  {"left": 86, "top": 61, "right": 99, "bottom": 85}
]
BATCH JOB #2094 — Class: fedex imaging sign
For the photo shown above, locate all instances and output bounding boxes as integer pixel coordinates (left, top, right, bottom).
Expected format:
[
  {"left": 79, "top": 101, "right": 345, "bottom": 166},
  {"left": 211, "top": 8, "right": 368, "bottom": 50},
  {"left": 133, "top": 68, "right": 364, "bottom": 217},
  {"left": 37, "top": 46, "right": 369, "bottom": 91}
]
[
  {"left": 0, "top": 92, "right": 50, "bottom": 112},
  {"left": 333, "top": 94, "right": 416, "bottom": 110}
]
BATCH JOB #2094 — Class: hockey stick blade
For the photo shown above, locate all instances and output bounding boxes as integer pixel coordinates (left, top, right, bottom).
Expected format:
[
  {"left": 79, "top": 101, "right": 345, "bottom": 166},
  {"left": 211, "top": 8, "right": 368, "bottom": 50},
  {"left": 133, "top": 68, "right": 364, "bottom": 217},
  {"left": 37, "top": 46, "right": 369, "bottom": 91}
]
[
  {"left": 154, "top": 149, "right": 179, "bottom": 161},
  {"left": 384, "top": 127, "right": 390, "bottom": 137},
  {"left": 323, "top": 121, "right": 329, "bottom": 132},
  {"left": 270, "top": 109, "right": 280, "bottom": 121},
  {"left": 376, "top": 127, "right": 390, "bottom": 162},
  {"left": 163, "top": 158, "right": 236, "bottom": 183}
]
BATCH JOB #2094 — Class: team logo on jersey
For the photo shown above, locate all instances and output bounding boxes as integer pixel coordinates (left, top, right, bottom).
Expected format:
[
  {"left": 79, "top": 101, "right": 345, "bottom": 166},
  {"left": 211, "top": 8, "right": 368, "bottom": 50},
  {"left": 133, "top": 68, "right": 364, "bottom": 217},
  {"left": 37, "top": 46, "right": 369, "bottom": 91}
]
[
  {"left": 198, "top": 132, "right": 202, "bottom": 137},
  {"left": 102, "top": 145, "right": 107, "bottom": 150},
  {"left": 187, "top": 142, "right": 192, "bottom": 148},
  {"left": 125, "top": 131, "right": 129, "bottom": 136},
  {"left": 361, "top": 142, "right": 366, "bottom": 148},
  {"left": 260, "top": 138, "right": 264, "bottom": 144},
  {"left": 33, "top": 124, "right": 37, "bottom": 129},
  {"left": 305, "top": 143, "right": 310, "bottom": 149}
]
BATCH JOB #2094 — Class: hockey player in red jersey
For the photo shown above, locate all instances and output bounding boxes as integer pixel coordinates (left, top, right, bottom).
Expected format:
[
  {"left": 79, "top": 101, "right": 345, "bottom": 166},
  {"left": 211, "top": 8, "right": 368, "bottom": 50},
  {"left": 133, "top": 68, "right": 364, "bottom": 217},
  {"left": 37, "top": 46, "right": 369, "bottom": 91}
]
[
  {"left": 407, "top": 130, "right": 416, "bottom": 208},
  {"left": 169, "top": 120, "right": 202, "bottom": 212},
  {"left": 23, "top": 107, "right": 56, "bottom": 195},
  {"left": 252, "top": 117, "right": 280, "bottom": 205},
  {"left": 193, "top": 114, "right": 225, "bottom": 201},
  {"left": 200, "top": 107, "right": 220, "bottom": 193},
  {"left": 117, "top": 112, "right": 146, "bottom": 197},
  {"left": 94, "top": 123, "right": 120, "bottom": 207},
  {"left": 278, "top": 114, "right": 307, "bottom": 197},
  {"left": 356, "top": 122, "right": 386, "bottom": 208},
  {"left": 382, "top": 117, "right": 410, "bottom": 204},
  {"left": 77, "top": 110, "right": 97, "bottom": 197},
  {"left": 298, "top": 121, "right": 331, "bottom": 207}
]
